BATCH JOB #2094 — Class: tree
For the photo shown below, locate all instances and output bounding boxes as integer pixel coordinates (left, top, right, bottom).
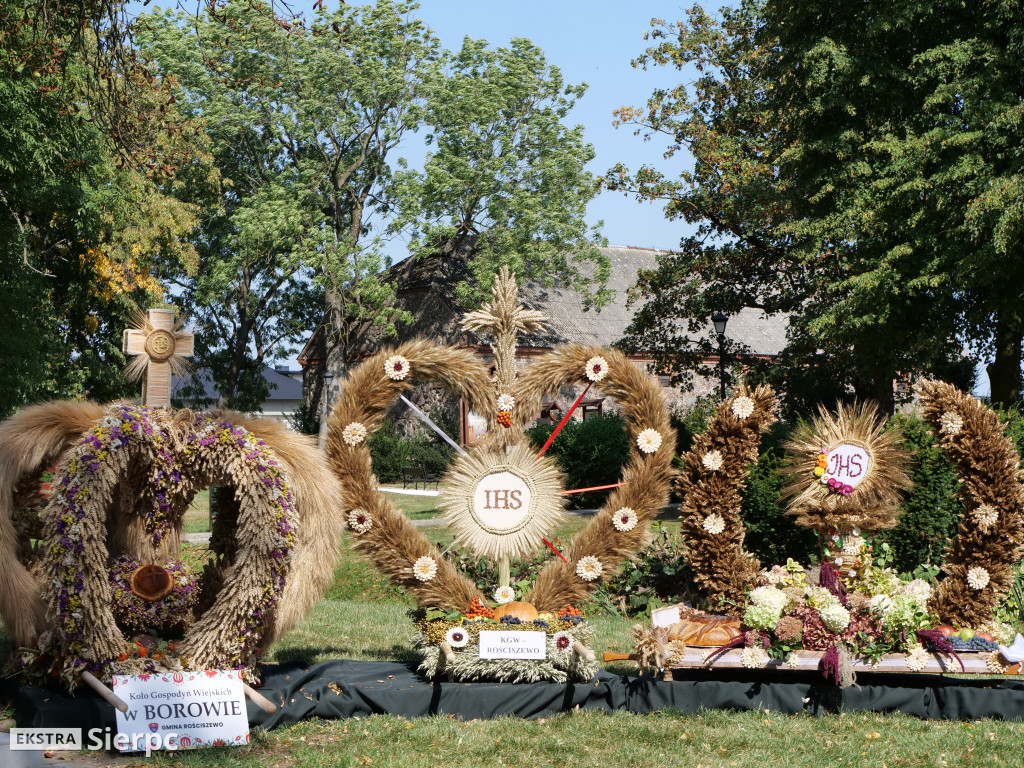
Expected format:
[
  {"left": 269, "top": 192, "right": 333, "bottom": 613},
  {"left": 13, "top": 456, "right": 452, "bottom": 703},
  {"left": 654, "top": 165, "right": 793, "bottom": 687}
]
[
  {"left": 605, "top": 0, "right": 1022, "bottom": 412},
  {"left": 392, "top": 36, "right": 609, "bottom": 308},
  {"left": 0, "top": 0, "right": 202, "bottom": 417},
  {"left": 138, "top": 0, "right": 440, "bottom": 409}
]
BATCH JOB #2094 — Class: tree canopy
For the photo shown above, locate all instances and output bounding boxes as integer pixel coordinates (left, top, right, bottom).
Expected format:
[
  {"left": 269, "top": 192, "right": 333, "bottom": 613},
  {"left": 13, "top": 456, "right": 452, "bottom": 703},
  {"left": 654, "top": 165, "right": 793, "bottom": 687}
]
[
  {"left": 139, "top": 0, "right": 608, "bottom": 416},
  {"left": 392, "top": 36, "right": 609, "bottom": 309},
  {"left": 0, "top": 0, "right": 203, "bottom": 417},
  {"left": 606, "top": 0, "right": 1023, "bottom": 412}
]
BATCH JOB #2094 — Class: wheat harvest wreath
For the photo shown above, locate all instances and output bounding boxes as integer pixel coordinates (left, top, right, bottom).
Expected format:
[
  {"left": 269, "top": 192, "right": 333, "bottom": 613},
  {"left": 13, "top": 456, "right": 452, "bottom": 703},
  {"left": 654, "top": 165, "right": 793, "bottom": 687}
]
[
  {"left": 0, "top": 401, "right": 344, "bottom": 694},
  {"left": 325, "top": 268, "right": 676, "bottom": 684}
]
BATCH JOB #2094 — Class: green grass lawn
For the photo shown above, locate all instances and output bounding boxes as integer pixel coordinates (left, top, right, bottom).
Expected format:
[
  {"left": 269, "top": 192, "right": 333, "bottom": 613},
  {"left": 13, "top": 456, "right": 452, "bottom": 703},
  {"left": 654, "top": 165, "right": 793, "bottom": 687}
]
[{"left": 5, "top": 521, "right": 1024, "bottom": 766}]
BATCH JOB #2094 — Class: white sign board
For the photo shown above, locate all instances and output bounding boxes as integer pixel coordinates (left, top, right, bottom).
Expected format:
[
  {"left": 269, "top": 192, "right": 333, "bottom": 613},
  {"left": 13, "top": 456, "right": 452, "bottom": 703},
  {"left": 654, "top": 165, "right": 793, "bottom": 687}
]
[
  {"left": 112, "top": 670, "right": 249, "bottom": 752},
  {"left": 825, "top": 443, "right": 871, "bottom": 488},
  {"left": 478, "top": 631, "right": 546, "bottom": 660},
  {"left": 651, "top": 605, "right": 681, "bottom": 629},
  {"left": 472, "top": 471, "right": 532, "bottom": 533}
]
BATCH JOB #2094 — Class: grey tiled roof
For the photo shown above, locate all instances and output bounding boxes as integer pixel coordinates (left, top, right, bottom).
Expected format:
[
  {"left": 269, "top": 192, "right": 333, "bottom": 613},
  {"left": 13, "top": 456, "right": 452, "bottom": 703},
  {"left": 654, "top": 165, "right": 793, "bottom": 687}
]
[
  {"left": 171, "top": 367, "right": 303, "bottom": 402},
  {"left": 348, "top": 244, "right": 789, "bottom": 357}
]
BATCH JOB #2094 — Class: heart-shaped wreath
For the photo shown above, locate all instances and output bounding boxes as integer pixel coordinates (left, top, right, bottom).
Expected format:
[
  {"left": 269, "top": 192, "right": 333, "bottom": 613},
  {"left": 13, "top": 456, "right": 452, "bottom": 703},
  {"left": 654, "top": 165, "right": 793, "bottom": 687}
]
[{"left": 324, "top": 270, "right": 676, "bottom": 681}]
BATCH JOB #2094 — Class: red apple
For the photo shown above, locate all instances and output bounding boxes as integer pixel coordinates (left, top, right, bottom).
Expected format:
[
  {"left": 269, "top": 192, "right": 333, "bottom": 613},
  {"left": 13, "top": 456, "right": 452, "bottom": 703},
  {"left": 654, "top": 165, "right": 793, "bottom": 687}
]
[
  {"left": 977, "top": 632, "right": 995, "bottom": 642},
  {"left": 936, "top": 624, "right": 956, "bottom": 638}
]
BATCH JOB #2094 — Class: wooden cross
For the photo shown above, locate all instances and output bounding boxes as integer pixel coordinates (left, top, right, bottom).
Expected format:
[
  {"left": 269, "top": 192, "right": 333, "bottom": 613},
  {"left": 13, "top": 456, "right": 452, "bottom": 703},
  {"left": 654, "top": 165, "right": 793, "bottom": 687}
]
[{"left": 122, "top": 308, "right": 194, "bottom": 407}]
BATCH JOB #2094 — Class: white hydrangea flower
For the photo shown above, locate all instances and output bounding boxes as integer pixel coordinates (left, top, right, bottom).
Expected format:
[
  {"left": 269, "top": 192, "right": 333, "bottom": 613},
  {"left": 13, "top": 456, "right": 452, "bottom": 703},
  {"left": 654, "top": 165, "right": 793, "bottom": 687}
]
[
  {"left": 497, "top": 393, "right": 515, "bottom": 411},
  {"left": 819, "top": 603, "right": 851, "bottom": 633},
  {"left": 905, "top": 644, "right": 930, "bottom": 672},
  {"left": 494, "top": 585, "right": 515, "bottom": 604},
  {"left": 967, "top": 566, "right": 990, "bottom": 590},
  {"left": 348, "top": 509, "right": 372, "bottom": 534},
  {"left": 612, "top": 507, "right": 638, "bottom": 532},
  {"left": 576, "top": 555, "right": 603, "bottom": 582},
  {"left": 901, "top": 578, "right": 932, "bottom": 603},
  {"left": 585, "top": 356, "right": 608, "bottom": 382},
  {"left": 637, "top": 429, "right": 663, "bottom": 454},
  {"left": 702, "top": 449, "right": 724, "bottom": 471},
  {"left": 939, "top": 410, "right": 963, "bottom": 436},
  {"left": 973, "top": 503, "right": 998, "bottom": 529},
  {"left": 749, "top": 586, "right": 787, "bottom": 615},
  {"left": 444, "top": 626, "right": 468, "bottom": 648},
  {"left": 806, "top": 586, "right": 840, "bottom": 610},
  {"left": 702, "top": 513, "right": 726, "bottom": 535},
  {"left": 384, "top": 354, "right": 410, "bottom": 381},
  {"left": 412, "top": 556, "right": 437, "bottom": 582},
  {"left": 731, "top": 396, "right": 755, "bottom": 419},
  {"left": 870, "top": 594, "right": 894, "bottom": 614},
  {"left": 342, "top": 421, "right": 368, "bottom": 446},
  {"left": 740, "top": 646, "right": 766, "bottom": 668}
]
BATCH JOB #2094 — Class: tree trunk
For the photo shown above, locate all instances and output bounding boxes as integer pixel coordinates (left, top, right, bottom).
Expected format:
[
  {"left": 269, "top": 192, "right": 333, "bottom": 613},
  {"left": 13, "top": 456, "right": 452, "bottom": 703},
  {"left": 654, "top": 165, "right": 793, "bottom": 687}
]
[
  {"left": 987, "top": 309, "right": 1023, "bottom": 408},
  {"left": 317, "top": 285, "right": 350, "bottom": 447}
]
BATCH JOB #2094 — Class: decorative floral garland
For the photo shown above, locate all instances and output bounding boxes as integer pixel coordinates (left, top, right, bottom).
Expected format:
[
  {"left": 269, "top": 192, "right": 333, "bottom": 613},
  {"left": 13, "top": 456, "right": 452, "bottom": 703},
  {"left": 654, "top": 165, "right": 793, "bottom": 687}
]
[
  {"left": 328, "top": 342, "right": 676, "bottom": 614},
  {"left": 677, "top": 383, "right": 778, "bottom": 606},
  {"left": 917, "top": 380, "right": 1024, "bottom": 627},
  {"left": 32, "top": 405, "right": 296, "bottom": 688}
]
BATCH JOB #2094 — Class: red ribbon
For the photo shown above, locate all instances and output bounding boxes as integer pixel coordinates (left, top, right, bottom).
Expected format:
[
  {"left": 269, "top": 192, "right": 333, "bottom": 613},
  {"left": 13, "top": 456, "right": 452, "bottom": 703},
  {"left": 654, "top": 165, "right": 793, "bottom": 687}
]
[
  {"left": 537, "top": 382, "right": 593, "bottom": 457},
  {"left": 543, "top": 539, "right": 567, "bottom": 562}
]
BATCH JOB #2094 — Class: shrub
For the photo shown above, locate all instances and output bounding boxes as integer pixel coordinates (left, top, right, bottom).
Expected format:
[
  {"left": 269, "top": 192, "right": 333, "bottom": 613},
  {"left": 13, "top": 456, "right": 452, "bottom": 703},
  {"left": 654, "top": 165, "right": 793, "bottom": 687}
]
[
  {"left": 597, "top": 523, "right": 695, "bottom": 615},
  {"left": 739, "top": 423, "right": 817, "bottom": 567},
  {"left": 525, "top": 413, "right": 630, "bottom": 509},
  {"left": 368, "top": 418, "right": 412, "bottom": 483},
  {"left": 876, "top": 413, "right": 963, "bottom": 572}
]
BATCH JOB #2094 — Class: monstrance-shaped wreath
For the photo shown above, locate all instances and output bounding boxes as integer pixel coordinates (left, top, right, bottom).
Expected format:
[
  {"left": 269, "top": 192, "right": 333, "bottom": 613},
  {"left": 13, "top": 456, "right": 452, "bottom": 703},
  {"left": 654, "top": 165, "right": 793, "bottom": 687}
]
[{"left": 325, "top": 269, "right": 675, "bottom": 680}]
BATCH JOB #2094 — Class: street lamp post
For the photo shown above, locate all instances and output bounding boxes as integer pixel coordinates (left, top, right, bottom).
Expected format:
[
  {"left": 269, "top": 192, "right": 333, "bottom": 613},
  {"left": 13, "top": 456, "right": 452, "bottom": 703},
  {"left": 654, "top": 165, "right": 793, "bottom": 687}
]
[{"left": 712, "top": 312, "right": 728, "bottom": 400}]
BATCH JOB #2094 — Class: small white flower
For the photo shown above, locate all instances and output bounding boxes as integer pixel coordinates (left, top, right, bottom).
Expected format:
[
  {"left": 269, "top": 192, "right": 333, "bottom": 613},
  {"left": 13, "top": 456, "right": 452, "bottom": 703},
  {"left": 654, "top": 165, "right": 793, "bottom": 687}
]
[
  {"left": 552, "top": 630, "right": 574, "bottom": 656},
  {"left": 973, "top": 504, "right": 998, "bottom": 529},
  {"left": 585, "top": 356, "right": 608, "bottom": 382},
  {"left": 384, "top": 354, "right": 410, "bottom": 381},
  {"left": 786, "top": 652, "right": 801, "bottom": 669},
  {"left": 575, "top": 555, "right": 603, "bottom": 582},
  {"left": 702, "top": 449, "right": 724, "bottom": 471},
  {"left": 444, "top": 627, "right": 469, "bottom": 648},
  {"left": 494, "top": 585, "right": 515, "bottom": 604},
  {"left": 740, "top": 646, "right": 766, "bottom": 668},
  {"left": 939, "top": 410, "right": 963, "bottom": 436},
  {"left": 412, "top": 556, "right": 437, "bottom": 582},
  {"left": 342, "top": 421, "right": 368, "bottom": 446},
  {"left": 348, "top": 509, "right": 373, "bottom": 534},
  {"left": 497, "top": 393, "right": 515, "bottom": 411},
  {"left": 905, "top": 644, "right": 930, "bottom": 672},
  {"left": 731, "top": 396, "right": 755, "bottom": 419},
  {"left": 612, "top": 507, "right": 638, "bottom": 532},
  {"left": 702, "top": 513, "right": 726, "bottom": 535},
  {"left": 637, "top": 428, "right": 663, "bottom": 454},
  {"left": 834, "top": 558, "right": 844, "bottom": 567},
  {"left": 967, "top": 566, "right": 990, "bottom": 590},
  {"left": 851, "top": 527, "right": 861, "bottom": 537}
]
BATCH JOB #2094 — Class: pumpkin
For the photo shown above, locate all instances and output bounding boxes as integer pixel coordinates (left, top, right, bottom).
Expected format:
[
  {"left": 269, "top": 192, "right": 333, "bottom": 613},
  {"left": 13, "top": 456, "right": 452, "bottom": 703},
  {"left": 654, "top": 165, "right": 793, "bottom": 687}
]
[{"left": 493, "top": 601, "right": 539, "bottom": 622}]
